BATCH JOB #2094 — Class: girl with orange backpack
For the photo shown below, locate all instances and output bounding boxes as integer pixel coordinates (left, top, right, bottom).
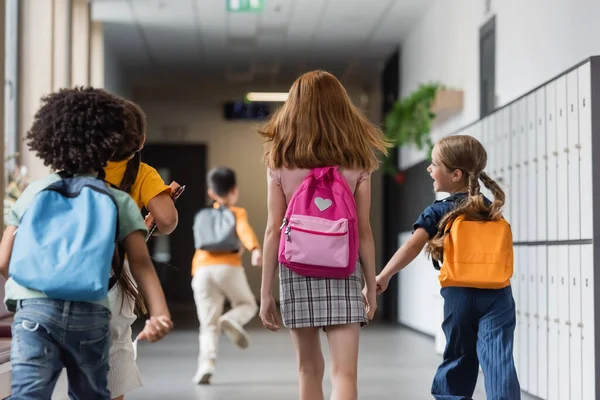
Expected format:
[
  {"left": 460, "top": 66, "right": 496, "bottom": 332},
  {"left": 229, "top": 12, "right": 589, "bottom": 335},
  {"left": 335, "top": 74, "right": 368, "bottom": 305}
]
[{"left": 375, "top": 135, "right": 520, "bottom": 400}]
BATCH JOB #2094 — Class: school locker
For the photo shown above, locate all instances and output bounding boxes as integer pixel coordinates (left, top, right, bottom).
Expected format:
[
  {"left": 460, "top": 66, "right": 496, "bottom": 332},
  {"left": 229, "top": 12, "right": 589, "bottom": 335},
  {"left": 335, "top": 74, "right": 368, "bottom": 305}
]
[
  {"left": 538, "top": 246, "right": 548, "bottom": 400},
  {"left": 527, "top": 94, "right": 537, "bottom": 243},
  {"left": 519, "top": 246, "right": 529, "bottom": 390},
  {"left": 556, "top": 76, "right": 569, "bottom": 241},
  {"left": 480, "top": 117, "right": 492, "bottom": 199},
  {"left": 502, "top": 107, "right": 512, "bottom": 224},
  {"left": 569, "top": 245, "right": 582, "bottom": 400},
  {"left": 519, "top": 99, "right": 529, "bottom": 242},
  {"left": 558, "top": 246, "right": 570, "bottom": 400},
  {"left": 567, "top": 70, "right": 580, "bottom": 240},
  {"left": 546, "top": 80, "right": 558, "bottom": 242},
  {"left": 510, "top": 104, "right": 520, "bottom": 241},
  {"left": 528, "top": 246, "right": 538, "bottom": 396},
  {"left": 578, "top": 63, "right": 593, "bottom": 240},
  {"left": 487, "top": 114, "right": 497, "bottom": 180},
  {"left": 513, "top": 246, "right": 523, "bottom": 386},
  {"left": 536, "top": 87, "right": 547, "bottom": 242},
  {"left": 548, "top": 246, "right": 559, "bottom": 400},
  {"left": 581, "top": 244, "right": 595, "bottom": 400}
]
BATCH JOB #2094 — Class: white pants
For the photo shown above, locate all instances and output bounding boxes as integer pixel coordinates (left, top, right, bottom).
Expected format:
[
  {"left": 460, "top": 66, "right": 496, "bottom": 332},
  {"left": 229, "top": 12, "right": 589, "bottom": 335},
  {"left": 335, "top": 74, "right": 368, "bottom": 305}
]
[{"left": 191, "top": 265, "right": 258, "bottom": 364}]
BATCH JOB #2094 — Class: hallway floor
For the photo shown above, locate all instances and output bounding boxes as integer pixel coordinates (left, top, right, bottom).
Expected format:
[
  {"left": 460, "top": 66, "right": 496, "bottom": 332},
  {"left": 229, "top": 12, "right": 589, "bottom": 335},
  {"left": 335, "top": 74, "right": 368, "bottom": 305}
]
[{"left": 53, "top": 311, "right": 535, "bottom": 399}]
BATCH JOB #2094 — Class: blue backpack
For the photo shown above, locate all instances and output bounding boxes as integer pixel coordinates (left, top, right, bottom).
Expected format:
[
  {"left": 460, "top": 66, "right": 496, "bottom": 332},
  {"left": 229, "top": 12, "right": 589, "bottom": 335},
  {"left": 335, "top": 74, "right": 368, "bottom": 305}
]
[{"left": 9, "top": 174, "right": 119, "bottom": 302}]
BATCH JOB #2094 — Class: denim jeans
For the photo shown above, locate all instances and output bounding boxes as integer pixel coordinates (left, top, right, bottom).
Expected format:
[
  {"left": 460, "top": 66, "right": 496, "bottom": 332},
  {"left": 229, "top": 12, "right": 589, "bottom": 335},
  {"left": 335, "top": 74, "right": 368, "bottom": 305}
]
[
  {"left": 10, "top": 298, "right": 111, "bottom": 400},
  {"left": 431, "top": 286, "right": 521, "bottom": 400}
]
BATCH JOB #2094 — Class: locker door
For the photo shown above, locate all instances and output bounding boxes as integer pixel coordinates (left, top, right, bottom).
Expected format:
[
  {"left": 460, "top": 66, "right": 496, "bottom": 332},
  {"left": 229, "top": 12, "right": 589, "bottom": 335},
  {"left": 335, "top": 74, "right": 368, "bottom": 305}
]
[
  {"left": 510, "top": 104, "right": 520, "bottom": 241},
  {"left": 538, "top": 245, "right": 548, "bottom": 400},
  {"left": 581, "top": 244, "right": 595, "bottom": 400},
  {"left": 472, "top": 121, "right": 481, "bottom": 142},
  {"left": 578, "top": 63, "right": 593, "bottom": 240},
  {"left": 546, "top": 80, "right": 558, "bottom": 242},
  {"left": 481, "top": 117, "right": 493, "bottom": 199},
  {"left": 502, "top": 108, "right": 512, "bottom": 224},
  {"left": 488, "top": 114, "right": 497, "bottom": 180},
  {"left": 513, "top": 245, "right": 520, "bottom": 370},
  {"left": 548, "top": 246, "right": 559, "bottom": 400},
  {"left": 556, "top": 76, "right": 569, "bottom": 241},
  {"left": 527, "top": 94, "right": 537, "bottom": 243},
  {"left": 569, "top": 245, "right": 582, "bottom": 400},
  {"left": 536, "top": 87, "right": 547, "bottom": 242},
  {"left": 519, "top": 99, "right": 529, "bottom": 242},
  {"left": 558, "top": 246, "right": 570, "bottom": 399},
  {"left": 519, "top": 246, "right": 529, "bottom": 391},
  {"left": 528, "top": 246, "right": 538, "bottom": 396},
  {"left": 567, "top": 70, "right": 580, "bottom": 240}
]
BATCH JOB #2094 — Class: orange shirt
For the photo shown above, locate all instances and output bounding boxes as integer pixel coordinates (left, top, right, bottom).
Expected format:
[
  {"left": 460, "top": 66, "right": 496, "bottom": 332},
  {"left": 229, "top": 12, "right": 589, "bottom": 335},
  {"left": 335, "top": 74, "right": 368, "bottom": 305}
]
[
  {"left": 191, "top": 205, "right": 260, "bottom": 275},
  {"left": 104, "top": 159, "right": 170, "bottom": 210}
]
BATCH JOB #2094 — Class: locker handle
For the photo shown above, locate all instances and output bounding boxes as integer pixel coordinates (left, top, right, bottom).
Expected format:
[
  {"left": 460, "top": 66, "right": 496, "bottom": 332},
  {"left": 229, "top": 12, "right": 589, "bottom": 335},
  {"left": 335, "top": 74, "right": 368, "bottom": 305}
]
[
  {"left": 553, "top": 151, "right": 559, "bottom": 157},
  {"left": 554, "top": 318, "right": 560, "bottom": 323},
  {"left": 573, "top": 278, "right": 576, "bottom": 286},
  {"left": 534, "top": 314, "right": 539, "bottom": 319},
  {"left": 577, "top": 322, "right": 584, "bottom": 328},
  {"left": 571, "top": 104, "right": 574, "bottom": 112},
  {"left": 564, "top": 148, "right": 570, "bottom": 153},
  {"left": 524, "top": 312, "right": 530, "bottom": 317},
  {"left": 539, "top": 118, "right": 542, "bottom": 125},
  {"left": 566, "top": 321, "right": 572, "bottom": 326},
  {"left": 586, "top": 278, "right": 589, "bottom": 286},
  {"left": 544, "top": 316, "right": 549, "bottom": 321},
  {"left": 543, "top": 155, "right": 548, "bottom": 160},
  {"left": 533, "top": 158, "right": 538, "bottom": 162},
  {"left": 516, "top": 311, "right": 521, "bottom": 316},
  {"left": 524, "top": 161, "right": 529, "bottom": 166},
  {"left": 575, "top": 144, "right": 581, "bottom": 149},
  {"left": 549, "top": 114, "right": 553, "bottom": 121},
  {"left": 583, "top": 98, "right": 586, "bottom": 107}
]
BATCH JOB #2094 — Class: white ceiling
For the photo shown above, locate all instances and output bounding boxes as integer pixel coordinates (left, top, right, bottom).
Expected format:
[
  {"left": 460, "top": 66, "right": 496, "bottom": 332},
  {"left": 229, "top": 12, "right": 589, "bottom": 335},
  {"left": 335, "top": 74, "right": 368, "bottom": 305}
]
[{"left": 92, "top": 0, "right": 432, "bottom": 87}]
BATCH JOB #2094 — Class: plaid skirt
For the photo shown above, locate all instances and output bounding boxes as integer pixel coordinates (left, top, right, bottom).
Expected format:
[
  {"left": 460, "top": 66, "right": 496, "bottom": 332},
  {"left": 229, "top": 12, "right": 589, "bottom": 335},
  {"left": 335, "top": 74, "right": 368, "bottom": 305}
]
[{"left": 279, "top": 263, "right": 368, "bottom": 329}]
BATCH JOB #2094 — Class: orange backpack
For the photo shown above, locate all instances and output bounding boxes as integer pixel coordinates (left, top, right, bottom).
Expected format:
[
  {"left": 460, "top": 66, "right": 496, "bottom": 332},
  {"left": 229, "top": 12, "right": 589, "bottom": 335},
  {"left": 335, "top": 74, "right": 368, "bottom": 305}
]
[{"left": 435, "top": 214, "right": 514, "bottom": 289}]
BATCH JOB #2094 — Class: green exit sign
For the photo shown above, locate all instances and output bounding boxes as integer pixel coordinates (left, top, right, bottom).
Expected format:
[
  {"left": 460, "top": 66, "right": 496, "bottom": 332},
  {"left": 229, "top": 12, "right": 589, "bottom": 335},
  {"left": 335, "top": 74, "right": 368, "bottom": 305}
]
[{"left": 227, "top": 0, "right": 264, "bottom": 12}]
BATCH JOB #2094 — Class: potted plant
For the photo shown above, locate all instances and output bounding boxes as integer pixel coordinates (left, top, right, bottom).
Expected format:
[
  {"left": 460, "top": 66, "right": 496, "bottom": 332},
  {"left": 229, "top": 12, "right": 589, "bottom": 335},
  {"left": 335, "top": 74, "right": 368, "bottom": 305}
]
[{"left": 382, "top": 83, "right": 463, "bottom": 178}]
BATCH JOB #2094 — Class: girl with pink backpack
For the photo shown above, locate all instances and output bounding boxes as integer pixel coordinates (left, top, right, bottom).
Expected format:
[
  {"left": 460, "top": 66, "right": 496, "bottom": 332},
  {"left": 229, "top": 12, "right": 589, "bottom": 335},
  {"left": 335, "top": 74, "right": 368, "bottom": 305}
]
[{"left": 258, "top": 70, "right": 390, "bottom": 400}]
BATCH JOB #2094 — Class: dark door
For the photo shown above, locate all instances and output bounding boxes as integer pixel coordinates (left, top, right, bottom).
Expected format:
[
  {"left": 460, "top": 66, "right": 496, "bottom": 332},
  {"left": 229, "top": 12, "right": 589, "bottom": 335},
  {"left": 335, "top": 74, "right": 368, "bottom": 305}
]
[
  {"left": 480, "top": 16, "right": 496, "bottom": 117},
  {"left": 142, "top": 144, "right": 207, "bottom": 304}
]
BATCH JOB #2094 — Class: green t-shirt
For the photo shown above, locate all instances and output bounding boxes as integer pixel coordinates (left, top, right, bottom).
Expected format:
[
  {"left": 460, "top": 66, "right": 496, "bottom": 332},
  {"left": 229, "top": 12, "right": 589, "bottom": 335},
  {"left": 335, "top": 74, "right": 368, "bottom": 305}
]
[{"left": 4, "top": 173, "right": 147, "bottom": 311}]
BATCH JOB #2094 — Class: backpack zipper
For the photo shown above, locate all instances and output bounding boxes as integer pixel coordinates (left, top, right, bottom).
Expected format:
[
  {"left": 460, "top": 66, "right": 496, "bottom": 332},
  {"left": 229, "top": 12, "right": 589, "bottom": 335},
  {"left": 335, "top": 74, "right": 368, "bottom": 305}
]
[{"left": 280, "top": 217, "right": 288, "bottom": 230}]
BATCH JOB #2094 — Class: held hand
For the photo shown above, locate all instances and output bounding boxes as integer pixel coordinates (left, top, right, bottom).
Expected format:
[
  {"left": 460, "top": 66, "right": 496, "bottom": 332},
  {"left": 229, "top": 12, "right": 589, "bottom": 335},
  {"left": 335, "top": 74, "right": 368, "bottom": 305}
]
[
  {"left": 362, "top": 286, "right": 377, "bottom": 320},
  {"left": 137, "top": 316, "right": 173, "bottom": 343},
  {"left": 375, "top": 274, "right": 391, "bottom": 295},
  {"left": 251, "top": 249, "right": 263, "bottom": 267},
  {"left": 259, "top": 295, "right": 280, "bottom": 332}
]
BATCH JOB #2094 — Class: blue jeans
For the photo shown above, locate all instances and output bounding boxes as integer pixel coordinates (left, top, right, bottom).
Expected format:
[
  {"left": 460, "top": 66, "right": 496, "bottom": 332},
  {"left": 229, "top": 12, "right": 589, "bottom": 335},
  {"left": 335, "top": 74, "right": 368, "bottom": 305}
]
[
  {"left": 10, "top": 299, "right": 111, "bottom": 400},
  {"left": 431, "top": 287, "right": 520, "bottom": 400}
]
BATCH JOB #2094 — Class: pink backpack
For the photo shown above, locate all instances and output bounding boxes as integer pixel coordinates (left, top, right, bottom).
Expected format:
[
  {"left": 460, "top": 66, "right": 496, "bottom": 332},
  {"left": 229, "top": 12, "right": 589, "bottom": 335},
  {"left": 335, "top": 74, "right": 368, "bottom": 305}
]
[{"left": 278, "top": 167, "right": 359, "bottom": 279}]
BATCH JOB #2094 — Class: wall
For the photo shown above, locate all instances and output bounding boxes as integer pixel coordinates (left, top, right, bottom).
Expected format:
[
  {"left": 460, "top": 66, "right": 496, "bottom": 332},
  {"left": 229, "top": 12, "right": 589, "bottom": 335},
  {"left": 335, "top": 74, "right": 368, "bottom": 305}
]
[
  {"left": 134, "top": 83, "right": 383, "bottom": 301},
  {"left": 399, "top": 0, "right": 600, "bottom": 170}
]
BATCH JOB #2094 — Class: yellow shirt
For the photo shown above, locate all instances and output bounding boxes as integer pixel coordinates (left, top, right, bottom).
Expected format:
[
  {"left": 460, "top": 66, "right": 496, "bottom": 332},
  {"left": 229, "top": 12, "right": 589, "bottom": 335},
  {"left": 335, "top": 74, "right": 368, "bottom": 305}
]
[
  {"left": 104, "top": 159, "right": 170, "bottom": 209},
  {"left": 191, "top": 205, "right": 260, "bottom": 275}
]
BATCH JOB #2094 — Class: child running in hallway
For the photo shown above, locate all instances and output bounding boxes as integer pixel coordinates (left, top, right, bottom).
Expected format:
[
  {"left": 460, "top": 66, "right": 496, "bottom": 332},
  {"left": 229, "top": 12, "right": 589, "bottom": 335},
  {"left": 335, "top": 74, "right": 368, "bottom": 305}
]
[
  {"left": 0, "top": 87, "right": 172, "bottom": 399},
  {"left": 191, "top": 167, "right": 262, "bottom": 384},
  {"left": 375, "top": 135, "right": 520, "bottom": 400},
  {"left": 103, "top": 99, "right": 179, "bottom": 400},
  {"left": 258, "top": 70, "right": 389, "bottom": 400}
]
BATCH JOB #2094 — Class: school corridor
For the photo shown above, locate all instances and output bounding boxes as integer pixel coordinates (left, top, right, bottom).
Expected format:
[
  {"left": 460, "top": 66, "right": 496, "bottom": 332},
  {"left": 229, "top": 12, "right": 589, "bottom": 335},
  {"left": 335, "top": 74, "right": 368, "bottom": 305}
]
[{"left": 1, "top": 0, "right": 600, "bottom": 399}]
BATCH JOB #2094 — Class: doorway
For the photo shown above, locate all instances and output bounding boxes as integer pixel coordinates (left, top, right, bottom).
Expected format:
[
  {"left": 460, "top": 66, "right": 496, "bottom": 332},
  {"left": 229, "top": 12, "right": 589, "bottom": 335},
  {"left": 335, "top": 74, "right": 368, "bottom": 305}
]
[
  {"left": 142, "top": 143, "right": 207, "bottom": 304},
  {"left": 480, "top": 15, "right": 496, "bottom": 118}
]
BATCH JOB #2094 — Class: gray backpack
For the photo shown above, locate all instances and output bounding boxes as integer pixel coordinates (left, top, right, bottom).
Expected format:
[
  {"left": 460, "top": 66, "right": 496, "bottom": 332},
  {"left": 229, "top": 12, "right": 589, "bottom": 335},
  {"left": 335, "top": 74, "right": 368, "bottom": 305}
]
[{"left": 193, "top": 206, "right": 241, "bottom": 252}]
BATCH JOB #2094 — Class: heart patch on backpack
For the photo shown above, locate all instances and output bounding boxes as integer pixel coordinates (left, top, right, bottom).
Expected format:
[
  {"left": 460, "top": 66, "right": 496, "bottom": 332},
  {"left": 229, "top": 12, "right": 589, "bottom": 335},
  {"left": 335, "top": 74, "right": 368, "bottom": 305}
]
[{"left": 314, "top": 197, "right": 332, "bottom": 211}]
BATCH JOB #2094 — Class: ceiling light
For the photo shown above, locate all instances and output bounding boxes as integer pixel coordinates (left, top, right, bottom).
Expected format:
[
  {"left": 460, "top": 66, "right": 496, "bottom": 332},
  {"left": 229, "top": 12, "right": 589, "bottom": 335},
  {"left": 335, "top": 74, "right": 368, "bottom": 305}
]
[{"left": 245, "top": 92, "right": 289, "bottom": 102}]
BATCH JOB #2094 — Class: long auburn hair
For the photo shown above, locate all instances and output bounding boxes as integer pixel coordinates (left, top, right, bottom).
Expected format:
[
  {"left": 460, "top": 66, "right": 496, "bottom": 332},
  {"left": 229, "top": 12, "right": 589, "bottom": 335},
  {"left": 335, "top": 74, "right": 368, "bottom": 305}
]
[
  {"left": 111, "top": 99, "right": 148, "bottom": 315},
  {"left": 425, "top": 135, "right": 506, "bottom": 262},
  {"left": 258, "top": 70, "right": 391, "bottom": 171}
]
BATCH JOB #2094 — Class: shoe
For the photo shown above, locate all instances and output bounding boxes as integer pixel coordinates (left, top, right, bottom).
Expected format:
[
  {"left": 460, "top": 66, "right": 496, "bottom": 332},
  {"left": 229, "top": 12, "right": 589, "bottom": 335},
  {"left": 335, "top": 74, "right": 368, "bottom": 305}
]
[
  {"left": 219, "top": 317, "right": 249, "bottom": 349},
  {"left": 193, "top": 360, "right": 215, "bottom": 385}
]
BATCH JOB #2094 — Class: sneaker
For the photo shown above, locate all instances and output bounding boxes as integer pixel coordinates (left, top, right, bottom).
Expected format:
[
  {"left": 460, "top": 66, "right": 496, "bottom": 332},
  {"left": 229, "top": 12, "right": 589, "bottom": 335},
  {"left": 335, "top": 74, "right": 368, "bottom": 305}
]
[
  {"left": 219, "top": 317, "right": 249, "bottom": 349},
  {"left": 193, "top": 360, "right": 215, "bottom": 385}
]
